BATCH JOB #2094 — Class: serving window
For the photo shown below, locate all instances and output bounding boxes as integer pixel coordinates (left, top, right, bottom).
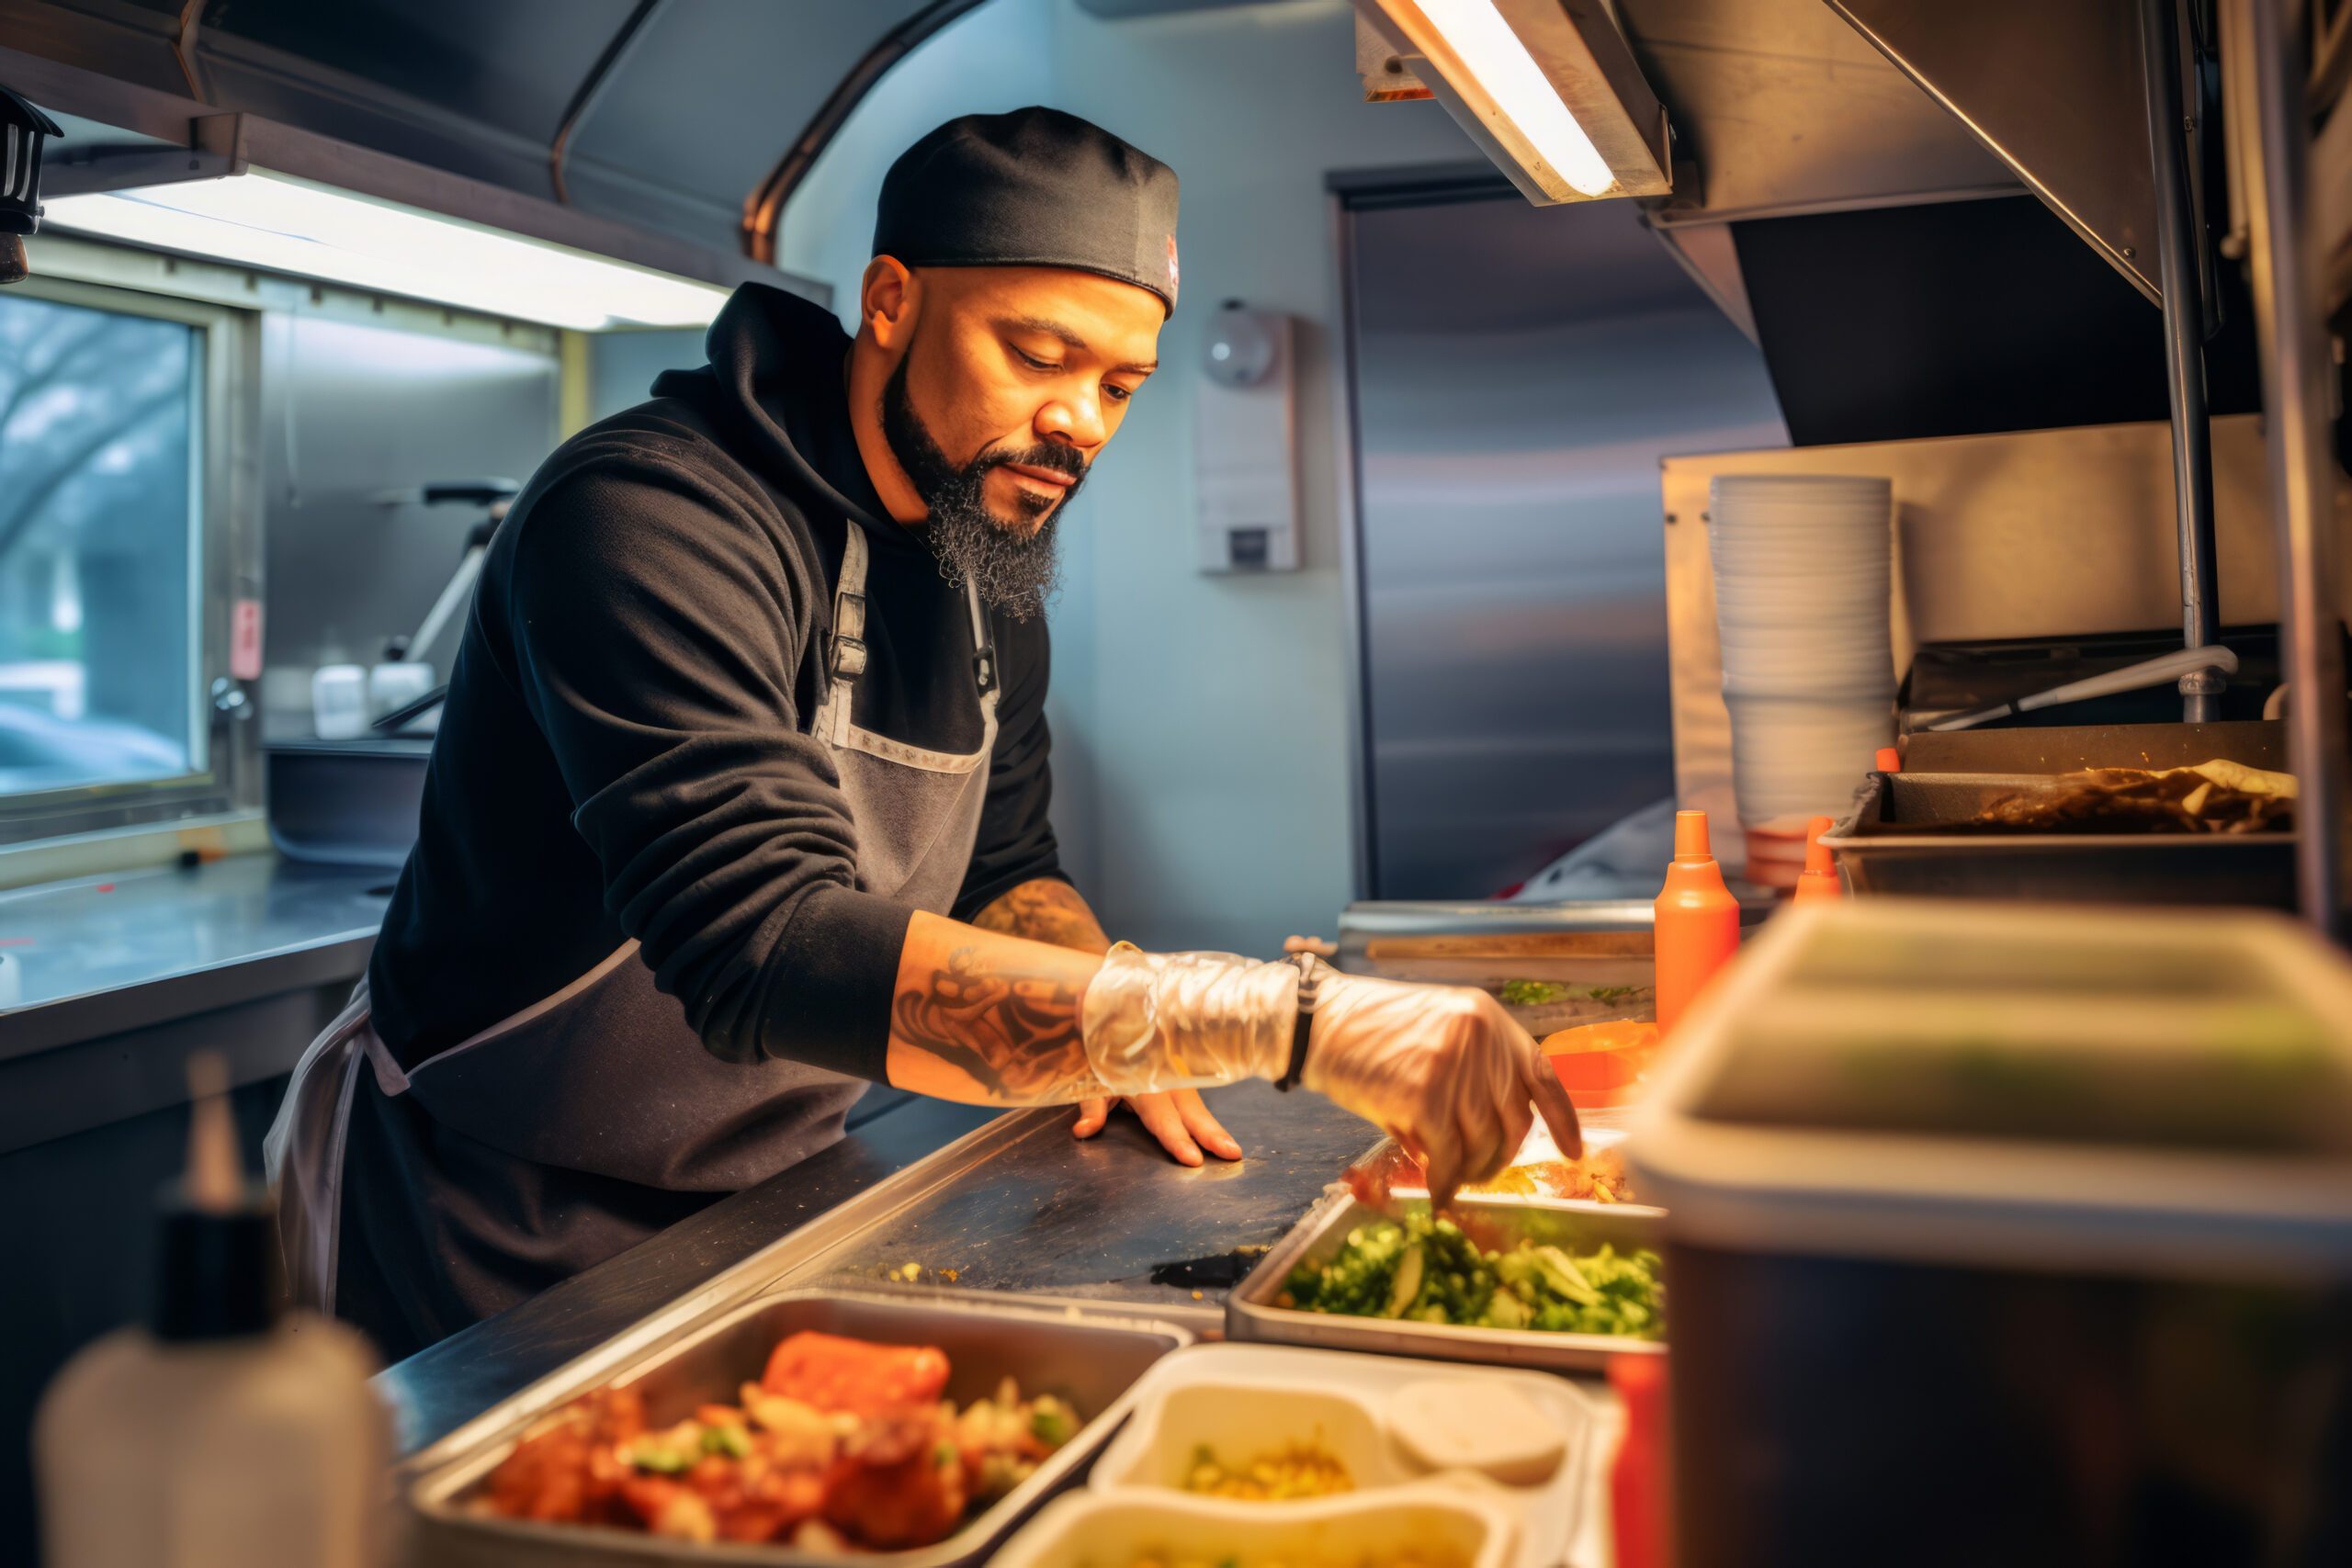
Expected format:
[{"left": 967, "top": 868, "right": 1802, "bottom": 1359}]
[{"left": 0, "top": 272, "right": 257, "bottom": 847}]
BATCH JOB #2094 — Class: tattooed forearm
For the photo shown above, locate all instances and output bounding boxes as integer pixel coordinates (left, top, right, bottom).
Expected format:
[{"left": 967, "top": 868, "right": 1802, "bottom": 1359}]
[
  {"left": 885, "top": 911, "right": 1112, "bottom": 1106},
  {"left": 970, "top": 877, "right": 1112, "bottom": 955}
]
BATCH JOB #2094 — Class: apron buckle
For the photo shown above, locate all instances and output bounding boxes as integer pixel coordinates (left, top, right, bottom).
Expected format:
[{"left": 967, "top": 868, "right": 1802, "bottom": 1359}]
[
  {"left": 830, "top": 632, "right": 869, "bottom": 681},
  {"left": 972, "top": 648, "right": 997, "bottom": 695}
]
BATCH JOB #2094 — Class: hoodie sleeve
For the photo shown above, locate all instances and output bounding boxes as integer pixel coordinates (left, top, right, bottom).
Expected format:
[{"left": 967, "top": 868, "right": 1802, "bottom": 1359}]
[
  {"left": 498, "top": 451, "right": 911, "bottom": 1077},
  {"left": 951, "top": 610, "right": 1067, "bottom": 920}
]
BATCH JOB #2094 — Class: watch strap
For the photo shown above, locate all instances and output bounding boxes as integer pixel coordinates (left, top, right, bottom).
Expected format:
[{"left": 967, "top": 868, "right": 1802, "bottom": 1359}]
[{"left": 1277, "top": 953, "right": 1321, "bottom": 1091}]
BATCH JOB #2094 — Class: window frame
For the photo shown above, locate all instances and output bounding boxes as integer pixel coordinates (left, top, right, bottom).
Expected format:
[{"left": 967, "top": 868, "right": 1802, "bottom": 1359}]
[{"left": 0, "top": 273, "right": 262, "bottom": 846}]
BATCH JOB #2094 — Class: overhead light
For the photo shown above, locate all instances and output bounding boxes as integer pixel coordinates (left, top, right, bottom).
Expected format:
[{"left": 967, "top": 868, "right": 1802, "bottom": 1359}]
[
  {"left": 1357, "top": 0, "right": 1672, "bottom": 205},
  {"left": 43, "top": 169, "right": 730, "bottom": 331}
]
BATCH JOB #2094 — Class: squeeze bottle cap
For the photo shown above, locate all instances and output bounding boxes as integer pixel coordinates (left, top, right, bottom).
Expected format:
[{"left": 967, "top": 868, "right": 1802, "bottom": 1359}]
[
  {"left": 1875, "top": 746, "right": 1902, "bottom": 773},
  {"left": 153, "top": 1052, "right": 278, "bottom": 1341},
  {"left": 1672, "top": 809, "right": 1712, "bottom": 862},
  {"left": 1804, "top": 816, "right": 1836, "bottom": 876}
]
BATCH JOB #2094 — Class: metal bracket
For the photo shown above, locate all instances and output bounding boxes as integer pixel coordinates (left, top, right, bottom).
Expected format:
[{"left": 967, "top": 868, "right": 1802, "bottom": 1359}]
[{"left": 42, "top": 111, "right": 246, "bottom": 197}]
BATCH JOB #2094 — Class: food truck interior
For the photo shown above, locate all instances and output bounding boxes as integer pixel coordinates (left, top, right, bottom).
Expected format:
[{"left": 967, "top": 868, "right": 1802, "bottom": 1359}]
[{"left": 1, "top": 1, "right": 2347, "bottom": 1564}]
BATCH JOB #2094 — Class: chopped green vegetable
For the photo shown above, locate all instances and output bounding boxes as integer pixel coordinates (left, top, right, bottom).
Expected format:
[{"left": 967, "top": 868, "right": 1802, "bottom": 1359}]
[
  {"left": 625, "top": 1438, "right": 695, "bottom": 1474},
  {"left": 698, "top": 1423, "right": 751, "bottom": 1460},
  {"left": 1500, "top": 980, "right": 1643, "bottom": 1008},
  {"left": 1286, "top": 1215, "right": 1664, "bottom": 1339},
  {"left": 1029, "top": 1404, "right": 1074, "bottom": 1447},
  {"left": 1383, "top": 1243, "right": 1426, "bottom": 1318}
]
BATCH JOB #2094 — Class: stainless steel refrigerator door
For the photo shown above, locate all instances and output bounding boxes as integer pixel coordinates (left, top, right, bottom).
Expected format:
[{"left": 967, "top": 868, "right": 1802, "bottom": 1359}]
[{"left": 1340, "top": 187, "right": 1786, "bottom": 898}]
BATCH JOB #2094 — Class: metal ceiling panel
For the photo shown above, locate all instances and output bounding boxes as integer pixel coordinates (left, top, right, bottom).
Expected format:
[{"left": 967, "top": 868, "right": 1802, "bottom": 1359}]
[
  {"left": 1073, "top": 0, "right": 1265, "bottom": 15},
  {"left": 0, "top": 0, "right": 974, "bottom": 256},
  {"left": 1826, "top": 0, "right": 2161, "bottom": 303},
  {"left": 563, "top": 0, "right": 941, "bottom": 243},
  {"left": 195, "top": 0, "right": 630, "bottom": 145}
]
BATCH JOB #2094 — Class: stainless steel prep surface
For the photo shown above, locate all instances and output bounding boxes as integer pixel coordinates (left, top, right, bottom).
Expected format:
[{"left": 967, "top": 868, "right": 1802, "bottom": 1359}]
[
  {"left": 0, "top": 852, "right": 387, "bottom": 1057},
  {"left": 379, "top": 1080, "right": 1381, "bottom": 1461}
]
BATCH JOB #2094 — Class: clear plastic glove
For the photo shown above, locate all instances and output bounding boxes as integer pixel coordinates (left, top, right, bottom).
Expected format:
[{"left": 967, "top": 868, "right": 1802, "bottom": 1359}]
[
  {"left": 1079, "top": 943, "right": 1295, "bottom": 1096},
  {"left": 1302, "top": 972, "right": 1575, "bottom": 1204}
]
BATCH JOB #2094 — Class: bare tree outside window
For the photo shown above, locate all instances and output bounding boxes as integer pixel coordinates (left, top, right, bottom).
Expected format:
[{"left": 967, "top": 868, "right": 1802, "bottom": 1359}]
[{"left": 0, "top": 291, "right": 198, "bottom": 795}]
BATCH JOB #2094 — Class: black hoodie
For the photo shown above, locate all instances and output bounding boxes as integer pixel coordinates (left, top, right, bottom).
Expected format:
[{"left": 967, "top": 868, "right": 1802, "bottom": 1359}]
[{"left": 366, "top": 284, "right": 1063, "bottom": 1079}]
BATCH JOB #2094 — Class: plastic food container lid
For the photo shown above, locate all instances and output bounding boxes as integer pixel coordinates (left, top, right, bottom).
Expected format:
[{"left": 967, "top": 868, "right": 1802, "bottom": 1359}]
[{"left": 1624, "top": 899, "right": 2352, "bottom": 1281}]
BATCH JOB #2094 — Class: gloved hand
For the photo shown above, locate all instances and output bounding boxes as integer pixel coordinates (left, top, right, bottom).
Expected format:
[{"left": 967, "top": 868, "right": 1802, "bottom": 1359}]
[
  {"left": 1078, "top": 947, "right": 1577, "bottom": 1203},
  {"left": 1301, "top": 972, "right": 1574, "bottom": 1204}
]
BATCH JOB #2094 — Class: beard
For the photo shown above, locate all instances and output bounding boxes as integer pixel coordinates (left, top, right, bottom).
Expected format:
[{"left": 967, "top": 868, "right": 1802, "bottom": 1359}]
[{"left": 881, "top": 349, "right": 1085, "bottom": 621}]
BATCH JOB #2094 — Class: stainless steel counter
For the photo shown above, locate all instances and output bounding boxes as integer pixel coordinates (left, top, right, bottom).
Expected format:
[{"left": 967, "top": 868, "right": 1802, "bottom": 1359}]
[
  {"left": 0, "top": 852, "right": 389, "bottom": 1159},
  {"left": 378, "top": 1080, "right": 1382, "bottom": 1460},
  {"left": 0, "top": 852, "right": 388, "bottom": 1061}
]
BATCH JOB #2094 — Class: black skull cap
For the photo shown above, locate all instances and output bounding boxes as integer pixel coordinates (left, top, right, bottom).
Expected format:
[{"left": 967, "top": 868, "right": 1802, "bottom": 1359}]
[{"left": 874, "top": 107, "right": 1181, "bottom": 315}]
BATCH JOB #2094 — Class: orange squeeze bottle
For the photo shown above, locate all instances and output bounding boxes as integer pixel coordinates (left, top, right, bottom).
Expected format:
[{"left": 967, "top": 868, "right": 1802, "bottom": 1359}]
[
  {"left": 1792, "top": 815, "right": 1843, "bottom": 905},
  {"left": 1654, "top": 809, "right": 1740, "bottom": 1038}
]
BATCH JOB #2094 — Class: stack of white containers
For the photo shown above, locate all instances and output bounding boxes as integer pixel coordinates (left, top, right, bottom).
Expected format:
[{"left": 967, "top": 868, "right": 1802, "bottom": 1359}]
[{"left": 1707, "top": 474, "right": 1895, "bottom": 878}]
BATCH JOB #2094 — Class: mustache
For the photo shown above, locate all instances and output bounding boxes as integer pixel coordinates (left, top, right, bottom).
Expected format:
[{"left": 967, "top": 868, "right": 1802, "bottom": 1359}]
[{"left": 978, "top": 442, "right": 1087, "bottom": 482}]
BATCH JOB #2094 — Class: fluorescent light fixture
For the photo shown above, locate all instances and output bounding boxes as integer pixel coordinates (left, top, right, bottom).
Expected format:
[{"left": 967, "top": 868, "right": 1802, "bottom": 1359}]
[
  {"left": 44, "top": 169, "right": 730, "bottom": 331},
  {"left": 1361, "top": 0, "right": 1672, "bottom": 206},
  {"left": 1421, "top": 0, "right": 1613, "bottom": 195}
]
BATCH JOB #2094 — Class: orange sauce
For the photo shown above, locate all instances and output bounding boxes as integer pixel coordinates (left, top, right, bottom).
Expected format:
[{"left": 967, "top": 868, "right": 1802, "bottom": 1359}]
[{"left": 1539, "top": 1020, "right": 1660, "bottom": 1109}]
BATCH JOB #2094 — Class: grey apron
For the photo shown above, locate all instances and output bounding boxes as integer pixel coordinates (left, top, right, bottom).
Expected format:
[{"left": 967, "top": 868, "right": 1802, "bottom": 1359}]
[{"left": 265, "top": 523, "right": 1000, "bottom": 1323}]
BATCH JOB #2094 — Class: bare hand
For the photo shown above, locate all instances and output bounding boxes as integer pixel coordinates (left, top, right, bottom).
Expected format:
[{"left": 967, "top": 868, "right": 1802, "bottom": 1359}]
[{"left": 1072, "top": 1089, "right": 1244, "bottom": 1167}]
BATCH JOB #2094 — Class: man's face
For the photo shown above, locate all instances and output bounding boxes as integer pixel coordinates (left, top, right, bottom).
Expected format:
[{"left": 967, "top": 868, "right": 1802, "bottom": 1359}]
[{"left": 880, "top": 265, "right": 1163, "bottom": 615}]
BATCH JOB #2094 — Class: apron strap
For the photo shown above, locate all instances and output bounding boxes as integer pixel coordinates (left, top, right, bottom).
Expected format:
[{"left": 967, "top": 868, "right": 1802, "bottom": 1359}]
[
  {"left": 828, "top": 523, "right": 871, "bottom": 684},
  {"left": 965, "top": 575, "right": 998, "bottom": 698},
  {"left": 820, "top": 520, "right": 997, "bottom": 739}
]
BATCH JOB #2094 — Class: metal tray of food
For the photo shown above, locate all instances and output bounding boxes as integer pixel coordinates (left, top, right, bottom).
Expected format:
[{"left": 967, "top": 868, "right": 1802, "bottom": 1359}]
[
  {"left": 1227, "top": 1194, "right": 1665, "bottom": 1373},
  {"left": 1357, "top": 1126, "right": 1665, "bottom": 1220},
  {"left": 405, "top": 1286, "right": 1193, "bottom": 1568},
  {"left": 1821, "top": 769, "right": 2296, "bottom": 907}
]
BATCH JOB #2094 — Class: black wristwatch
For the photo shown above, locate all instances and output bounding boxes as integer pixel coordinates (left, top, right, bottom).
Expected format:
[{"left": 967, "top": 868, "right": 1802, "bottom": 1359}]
[{"left": 1277, "top": 952, "right": 1323, "bottom": 1091}]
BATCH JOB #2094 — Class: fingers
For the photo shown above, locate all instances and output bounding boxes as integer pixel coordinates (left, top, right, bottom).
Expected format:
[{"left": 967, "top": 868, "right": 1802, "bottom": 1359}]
[
  {"left": 1127, "top": 1092, "right": 1205, "bottom": 1168},
  {"left": 1487, "top": 1092, "right": 1533, "bottom": 1182},
  {"left": 1451, "top": 1066, "right": 1519, "bottom": 1200},
  {"left": 1527, "top": 1059, "right": 1582, "bottom": 1159},
  {"left": 1073, "top": 1093, "right": 1241, "bottom": 1166},
  {"left": 1421, "top": 1132, "right": 1467, "bottom": 1210},
  {"left": 1171, "top": 1088, "right": 1244, "bottom": 1161}
]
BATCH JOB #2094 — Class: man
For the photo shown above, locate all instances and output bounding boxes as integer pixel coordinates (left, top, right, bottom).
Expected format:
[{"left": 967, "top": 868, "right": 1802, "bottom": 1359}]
[{"left": 266, "top": 108, "right": 1568, "bottom": 1360}]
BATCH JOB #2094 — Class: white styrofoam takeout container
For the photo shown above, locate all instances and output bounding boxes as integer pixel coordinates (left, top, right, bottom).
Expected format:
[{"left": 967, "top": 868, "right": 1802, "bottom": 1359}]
[{"left": 988, "top": 1487, "right": 1523, "bottom": 1568}]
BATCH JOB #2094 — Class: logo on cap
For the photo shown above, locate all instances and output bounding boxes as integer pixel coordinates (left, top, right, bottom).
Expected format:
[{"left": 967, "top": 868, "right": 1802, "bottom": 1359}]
[{"left": 1165, "top": 233, "right": 1181, "bottom": 301}]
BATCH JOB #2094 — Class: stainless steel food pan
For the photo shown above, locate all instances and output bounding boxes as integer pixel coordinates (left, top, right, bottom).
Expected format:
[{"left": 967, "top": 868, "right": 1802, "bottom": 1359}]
[
  {"left": 1356, "top": 1128, "right": 1667, "bottom": 1223},
  {"left": 405, "top": 1286, "right": 1193, "bottom": 1568},
  {"left": 1227, "top": 1194, "right": 1665, "bottom": 1372},
  {"left": 1821, "top": 769, "right": 2296, "bottom": 907}
]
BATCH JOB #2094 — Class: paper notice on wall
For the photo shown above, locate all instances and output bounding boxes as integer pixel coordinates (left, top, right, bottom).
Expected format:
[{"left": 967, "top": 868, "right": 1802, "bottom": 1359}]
[{"left": 231, "top": 599, "right": 264, "bottom": 682}]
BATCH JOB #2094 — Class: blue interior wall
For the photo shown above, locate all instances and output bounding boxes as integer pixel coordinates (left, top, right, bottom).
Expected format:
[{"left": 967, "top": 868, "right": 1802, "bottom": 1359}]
[{"left": 782, "top": 0, "right": 1476, "bottom": 953}]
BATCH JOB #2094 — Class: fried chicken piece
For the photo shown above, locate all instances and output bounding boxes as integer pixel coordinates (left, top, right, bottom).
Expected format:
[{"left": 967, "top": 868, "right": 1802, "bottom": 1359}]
[
  {"left": 821, "top": 1405, "right": 970, "bottom": 1549},
  {"left": 762, "top": 1331, "right": 951, "bottom": 1417},
  {"left": 484, "top": 1387, "right": 645, "bottom": 1524},
  {"left": 619, "top": 1474, "right": 717, "bottom": 1542}
]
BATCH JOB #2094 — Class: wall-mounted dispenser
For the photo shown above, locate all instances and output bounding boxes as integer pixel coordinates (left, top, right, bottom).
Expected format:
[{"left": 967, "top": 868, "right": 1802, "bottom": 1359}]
[{"left": 1195, "top": 299, "right": 1299, "bottom": 572}]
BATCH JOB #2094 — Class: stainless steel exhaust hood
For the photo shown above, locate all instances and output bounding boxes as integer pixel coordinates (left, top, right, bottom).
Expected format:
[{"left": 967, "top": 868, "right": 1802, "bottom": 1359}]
[{"left": 1825, "top": 0, "right": 2163, "bottom": 306}]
